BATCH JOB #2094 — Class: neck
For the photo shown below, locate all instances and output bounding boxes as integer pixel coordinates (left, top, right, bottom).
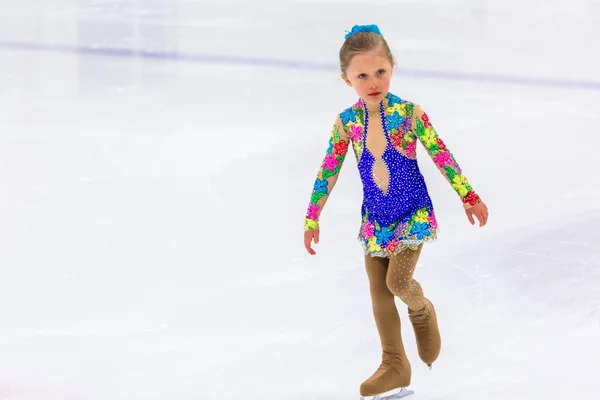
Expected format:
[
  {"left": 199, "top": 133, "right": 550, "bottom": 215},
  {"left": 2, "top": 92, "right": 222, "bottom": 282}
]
[{"left": 363, "top": 99, "right": 383, "bottom": 113}]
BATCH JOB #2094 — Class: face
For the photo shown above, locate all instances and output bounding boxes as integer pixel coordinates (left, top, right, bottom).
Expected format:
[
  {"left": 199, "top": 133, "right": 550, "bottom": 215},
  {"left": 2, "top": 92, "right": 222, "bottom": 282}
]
[{"left": 342, "top": 50, "right": 393, "bottom": 107}]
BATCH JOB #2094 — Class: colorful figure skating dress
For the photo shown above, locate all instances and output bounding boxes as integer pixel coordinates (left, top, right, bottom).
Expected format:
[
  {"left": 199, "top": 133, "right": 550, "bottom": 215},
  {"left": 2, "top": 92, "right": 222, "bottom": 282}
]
[{"left": 304, "top": 92, "right": 481, "bottom": 258}]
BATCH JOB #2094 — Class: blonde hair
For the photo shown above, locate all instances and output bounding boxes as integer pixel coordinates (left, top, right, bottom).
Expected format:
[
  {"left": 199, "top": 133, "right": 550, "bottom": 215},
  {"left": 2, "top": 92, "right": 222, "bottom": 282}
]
[{"left": 339, "top": 31, "right": 395, "bottom": 76}]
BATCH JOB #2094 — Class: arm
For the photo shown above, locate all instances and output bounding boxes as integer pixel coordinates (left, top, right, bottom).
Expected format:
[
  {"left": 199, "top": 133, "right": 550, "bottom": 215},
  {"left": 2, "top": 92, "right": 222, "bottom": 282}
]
[
  {"left": 412, "top": 105, "right": 482, "bottom": 209},
  {"left": 304, "top": 115, "right": 349, "bottom": 230}
]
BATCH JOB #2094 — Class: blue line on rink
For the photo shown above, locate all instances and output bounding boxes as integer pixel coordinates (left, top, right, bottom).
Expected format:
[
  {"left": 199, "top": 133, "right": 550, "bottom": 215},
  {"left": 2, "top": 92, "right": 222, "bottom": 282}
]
[{"left": 1, "top": 40, "right": 599, "bottom": 91}]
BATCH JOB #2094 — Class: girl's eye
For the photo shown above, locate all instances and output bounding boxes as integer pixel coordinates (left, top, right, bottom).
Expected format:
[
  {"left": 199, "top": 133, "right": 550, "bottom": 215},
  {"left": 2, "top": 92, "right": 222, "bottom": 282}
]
[
  {"left": 377, "top": 69, "right": 386, "bottom": 76},
  {"left": 358, "top": 73, "right": 367, "bottom": 79}
]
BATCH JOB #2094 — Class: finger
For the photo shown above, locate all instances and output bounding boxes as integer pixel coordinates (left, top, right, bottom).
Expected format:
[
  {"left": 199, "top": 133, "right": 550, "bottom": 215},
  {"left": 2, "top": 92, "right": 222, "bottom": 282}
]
[
  {"left": 314, "top": 230, "right": 319, "bottom": 244},
  {"left": 304, "top": 234, "right": 312, "bottom": 253},
  {"left": 467, "top": 211, "right": 475, "bottom": 225},
  {"left": 305, "top": 241, "right": 315, "bottom": 255},
  {"left": 472, "top": 210, "right": 481, "bottom": 227}
]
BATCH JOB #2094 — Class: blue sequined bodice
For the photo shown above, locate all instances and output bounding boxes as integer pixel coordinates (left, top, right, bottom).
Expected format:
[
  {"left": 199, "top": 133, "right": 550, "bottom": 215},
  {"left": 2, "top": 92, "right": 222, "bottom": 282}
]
[{"left": 357, "top": 102, "right": 433, "bottom": 228}]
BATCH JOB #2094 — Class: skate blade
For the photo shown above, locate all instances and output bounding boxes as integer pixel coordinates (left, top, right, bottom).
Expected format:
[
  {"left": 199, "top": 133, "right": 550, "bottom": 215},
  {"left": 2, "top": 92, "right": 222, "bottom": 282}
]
[{"left": 360, "top": 388, "right": 414, "bottom": 400}]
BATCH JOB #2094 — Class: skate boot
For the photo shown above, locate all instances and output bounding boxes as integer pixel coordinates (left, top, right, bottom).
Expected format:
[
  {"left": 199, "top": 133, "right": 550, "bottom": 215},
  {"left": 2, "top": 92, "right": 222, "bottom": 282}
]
[
  {"left": 408, "top": 298, "right": 441, "bottom": 367},
  {"left": 359, "top": 344, "right": 412, "bottom": 399}
]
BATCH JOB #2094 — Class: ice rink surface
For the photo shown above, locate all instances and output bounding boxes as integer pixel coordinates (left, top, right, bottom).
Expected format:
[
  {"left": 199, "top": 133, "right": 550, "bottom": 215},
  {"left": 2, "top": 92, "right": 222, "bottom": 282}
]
[{"left": 1, "top": 0, "right": 599, "bottom": 399}]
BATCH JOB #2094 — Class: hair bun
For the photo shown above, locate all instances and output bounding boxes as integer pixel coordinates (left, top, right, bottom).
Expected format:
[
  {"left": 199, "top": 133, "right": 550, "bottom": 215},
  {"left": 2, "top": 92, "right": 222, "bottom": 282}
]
[{"left": 344, "top": 24, "right": 383, "bottom": 39}]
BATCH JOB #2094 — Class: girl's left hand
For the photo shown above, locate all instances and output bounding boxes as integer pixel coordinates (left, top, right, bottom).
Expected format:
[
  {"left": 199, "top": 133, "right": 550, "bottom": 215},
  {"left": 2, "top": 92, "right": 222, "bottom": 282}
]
[{"left": 466, "top": 201, "right": 489, "bottom": 227}]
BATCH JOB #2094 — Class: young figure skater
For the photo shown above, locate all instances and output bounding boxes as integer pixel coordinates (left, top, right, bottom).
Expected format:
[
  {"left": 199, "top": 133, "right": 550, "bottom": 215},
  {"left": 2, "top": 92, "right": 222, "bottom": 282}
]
[{"left": 302, "top": 25, "right": 489, "bottom": 400}]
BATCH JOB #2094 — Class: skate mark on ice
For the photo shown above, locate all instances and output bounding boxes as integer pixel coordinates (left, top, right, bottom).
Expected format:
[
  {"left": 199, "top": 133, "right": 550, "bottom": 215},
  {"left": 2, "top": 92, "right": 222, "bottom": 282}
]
[
  {"left": 445, "top": 258, "right": 484, "bottom": 334},
  {"left": 422, "top": 253, "right": 485, "bottom": 335},
  {"left": 458, "top": 212, "right": 600, "bottom": 324}
]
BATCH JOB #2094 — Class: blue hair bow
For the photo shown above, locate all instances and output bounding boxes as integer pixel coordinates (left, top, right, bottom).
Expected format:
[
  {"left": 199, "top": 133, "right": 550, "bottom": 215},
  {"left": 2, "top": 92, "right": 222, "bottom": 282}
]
[{"left": 344, "top": 24, "right": 383, "bottom": 39}]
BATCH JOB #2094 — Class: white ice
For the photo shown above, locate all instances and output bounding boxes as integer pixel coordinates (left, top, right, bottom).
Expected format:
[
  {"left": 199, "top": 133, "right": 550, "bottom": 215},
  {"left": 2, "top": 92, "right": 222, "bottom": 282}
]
[{"left": 1, "top": 0, "right": 599, "bottom": 399}]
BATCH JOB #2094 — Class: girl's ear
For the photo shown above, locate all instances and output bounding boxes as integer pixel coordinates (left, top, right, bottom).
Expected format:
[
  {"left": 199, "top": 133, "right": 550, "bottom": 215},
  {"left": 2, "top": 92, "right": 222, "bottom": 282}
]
[{"left": 342, "top": 75, "right": 353, "bottom": 87}]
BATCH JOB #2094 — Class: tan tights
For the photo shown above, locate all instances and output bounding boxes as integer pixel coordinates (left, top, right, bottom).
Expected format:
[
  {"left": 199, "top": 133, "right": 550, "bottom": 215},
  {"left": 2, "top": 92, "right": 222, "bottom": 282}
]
[
  {"left": 359, "top": 245, "right": 428, "bottom": 396},
  {"left": 360, "top": 244, "right": 442, "bottom": 396},
  {"left": 365, "top": 244, "right": 426, "bottom": 314}
]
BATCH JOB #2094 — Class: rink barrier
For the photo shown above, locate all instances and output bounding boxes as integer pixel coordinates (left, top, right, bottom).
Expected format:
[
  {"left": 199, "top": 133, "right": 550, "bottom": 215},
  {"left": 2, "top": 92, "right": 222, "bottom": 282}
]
[{"left": 1, "top": 40, "right": 599, "bottom": 91}]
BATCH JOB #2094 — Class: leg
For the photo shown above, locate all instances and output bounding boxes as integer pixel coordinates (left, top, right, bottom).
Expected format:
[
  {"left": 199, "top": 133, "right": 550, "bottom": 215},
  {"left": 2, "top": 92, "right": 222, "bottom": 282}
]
[
  {"left": 365, "top": 256, "right": 400, "bottom": 350},
  {"left": 360, "top": 255, "right": 411, "bottom": 397},
  {"left": 386, "top": 245, "right": 441, "bottom": 367},
  {"left": 385, "top": 245, "right": 426, "bottom": 311}
]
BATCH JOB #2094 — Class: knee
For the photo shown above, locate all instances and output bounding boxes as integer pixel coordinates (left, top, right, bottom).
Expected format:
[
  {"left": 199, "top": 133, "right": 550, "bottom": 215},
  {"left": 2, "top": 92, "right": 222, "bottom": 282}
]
[
  {"left": 386, "top": 276, "right": 411, "bottom": 299},
  {"left": 370, "top": 279, "right": 395, "bottom": 299}
]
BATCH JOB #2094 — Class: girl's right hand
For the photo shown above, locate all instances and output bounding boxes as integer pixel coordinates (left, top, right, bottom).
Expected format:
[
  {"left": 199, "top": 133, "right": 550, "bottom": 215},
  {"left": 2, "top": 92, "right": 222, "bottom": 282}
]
[{"left": 304, "top": 229, "right": 320, "bottom": 255}]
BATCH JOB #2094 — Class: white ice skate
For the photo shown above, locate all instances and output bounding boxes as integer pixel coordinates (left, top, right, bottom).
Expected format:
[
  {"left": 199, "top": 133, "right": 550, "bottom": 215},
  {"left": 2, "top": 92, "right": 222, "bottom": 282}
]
[{"left": 360, "top": 387, "right": 414, "bottom": 400}]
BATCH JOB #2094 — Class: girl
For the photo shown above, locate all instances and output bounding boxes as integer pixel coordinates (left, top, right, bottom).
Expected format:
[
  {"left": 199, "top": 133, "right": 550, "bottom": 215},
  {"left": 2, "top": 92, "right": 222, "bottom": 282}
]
[{"left": 302, "top": 25, "right": 489, "bottom": 400}]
